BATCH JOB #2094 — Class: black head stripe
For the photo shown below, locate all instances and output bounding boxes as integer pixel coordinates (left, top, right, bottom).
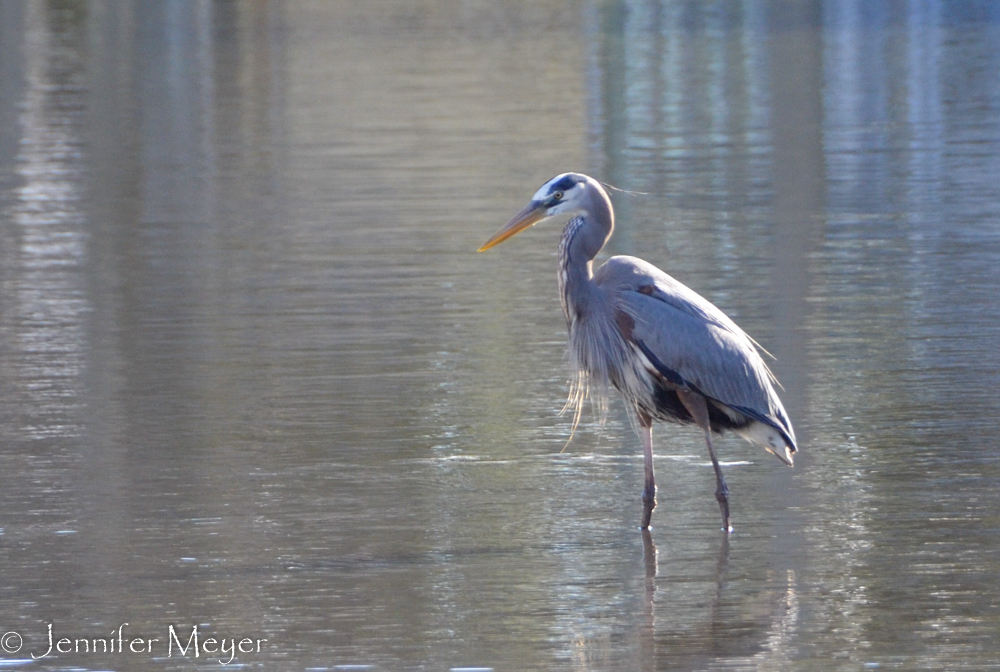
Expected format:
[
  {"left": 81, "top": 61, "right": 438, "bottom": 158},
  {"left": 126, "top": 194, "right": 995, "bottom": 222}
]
[{"left": 549, "top": 174, "right": 580, "bottom": 194}]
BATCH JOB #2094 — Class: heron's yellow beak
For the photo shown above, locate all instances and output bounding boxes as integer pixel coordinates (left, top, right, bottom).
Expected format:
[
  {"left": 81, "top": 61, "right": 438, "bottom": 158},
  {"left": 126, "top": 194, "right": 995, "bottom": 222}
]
[{"left": 478, "top": 201, "right": 548, "bottom": 251}]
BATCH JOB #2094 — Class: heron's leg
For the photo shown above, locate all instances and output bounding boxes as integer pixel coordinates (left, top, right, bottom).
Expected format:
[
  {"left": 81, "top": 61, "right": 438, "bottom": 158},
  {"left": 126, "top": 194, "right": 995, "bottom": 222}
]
[
  {"left": 639, "top": 414, "right": 656, "bottom": 530},
  {"left": 704, "top": 428, "right": 731, "bottom": 533},
  {"left": 677, "top": 390, "right": 732, "bottom": 533}
]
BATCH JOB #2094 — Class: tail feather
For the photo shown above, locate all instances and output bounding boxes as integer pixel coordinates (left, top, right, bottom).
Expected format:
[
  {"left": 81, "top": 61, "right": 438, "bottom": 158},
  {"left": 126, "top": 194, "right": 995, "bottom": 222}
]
[
  {"left": 765, "top": 444, "right": 795, "bottom": 467},
  {"left": 735, "top": 419, "right": 796, "bottom": 467}
]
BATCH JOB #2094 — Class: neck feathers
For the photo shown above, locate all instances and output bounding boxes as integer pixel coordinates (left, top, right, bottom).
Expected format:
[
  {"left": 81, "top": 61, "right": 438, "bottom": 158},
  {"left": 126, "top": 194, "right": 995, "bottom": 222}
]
[{"left": 557, "top": 184, "right": 614, "bottom": 325}]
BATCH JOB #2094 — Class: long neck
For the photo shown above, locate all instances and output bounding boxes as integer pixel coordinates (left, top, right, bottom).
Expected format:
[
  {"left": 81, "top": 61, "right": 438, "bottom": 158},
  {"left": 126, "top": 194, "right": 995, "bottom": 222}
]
[{"left": 557, "top": 187, "right": 614, "bottom": 326}]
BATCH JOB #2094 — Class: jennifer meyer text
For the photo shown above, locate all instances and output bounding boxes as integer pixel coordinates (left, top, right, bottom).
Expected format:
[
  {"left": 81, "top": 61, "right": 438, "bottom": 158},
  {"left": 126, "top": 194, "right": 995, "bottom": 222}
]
[{"left": 1, "top": 622, "right": 267, "bottom": 665}]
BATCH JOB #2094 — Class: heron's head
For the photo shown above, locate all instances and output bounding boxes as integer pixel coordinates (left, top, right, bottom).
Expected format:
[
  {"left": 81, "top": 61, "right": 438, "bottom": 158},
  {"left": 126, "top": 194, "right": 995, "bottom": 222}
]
[{"left": 478, "top": 173, "right": 594, "bottom": 251}]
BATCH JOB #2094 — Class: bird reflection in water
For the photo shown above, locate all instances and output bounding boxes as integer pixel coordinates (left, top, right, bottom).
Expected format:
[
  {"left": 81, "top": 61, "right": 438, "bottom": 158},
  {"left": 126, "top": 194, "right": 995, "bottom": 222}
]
[
  {"left": 640, "top": 529, "right": 658, "bottom": 670},
  {"left": 639, "top": 532, "right": 798, "bottom": 668}
]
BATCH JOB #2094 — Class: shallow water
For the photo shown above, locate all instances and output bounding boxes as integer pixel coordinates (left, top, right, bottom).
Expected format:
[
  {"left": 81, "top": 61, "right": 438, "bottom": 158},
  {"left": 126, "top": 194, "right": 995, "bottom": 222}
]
[{"left": 1, "top": 1, "right": 999, "bottom": 670}]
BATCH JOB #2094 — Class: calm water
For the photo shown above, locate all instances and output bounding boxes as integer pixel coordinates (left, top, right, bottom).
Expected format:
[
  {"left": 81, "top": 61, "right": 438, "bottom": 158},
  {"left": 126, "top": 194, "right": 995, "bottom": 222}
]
[{"left": 1, "top": 1, "right": 999, "bottom": 670}]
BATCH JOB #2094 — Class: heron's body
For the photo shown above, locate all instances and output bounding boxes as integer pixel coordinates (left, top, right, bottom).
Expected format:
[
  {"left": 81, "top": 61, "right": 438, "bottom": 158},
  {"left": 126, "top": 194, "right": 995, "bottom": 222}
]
[{"left": 480, "top": 173, "right": 797, "bottom": 531}]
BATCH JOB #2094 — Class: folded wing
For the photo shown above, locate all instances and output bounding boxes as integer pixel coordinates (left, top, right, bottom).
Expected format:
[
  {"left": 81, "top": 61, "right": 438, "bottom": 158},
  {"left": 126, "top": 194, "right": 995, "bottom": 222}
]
[{"left": 595, "top": 255, "right": 797, "bottom": 453}]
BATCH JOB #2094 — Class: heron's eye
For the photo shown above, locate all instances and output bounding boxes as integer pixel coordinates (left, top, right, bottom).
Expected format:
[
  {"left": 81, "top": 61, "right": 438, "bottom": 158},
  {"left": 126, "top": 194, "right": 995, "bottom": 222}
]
[{"left": 553, "top": 191, "right": 564, "bottom": 201}]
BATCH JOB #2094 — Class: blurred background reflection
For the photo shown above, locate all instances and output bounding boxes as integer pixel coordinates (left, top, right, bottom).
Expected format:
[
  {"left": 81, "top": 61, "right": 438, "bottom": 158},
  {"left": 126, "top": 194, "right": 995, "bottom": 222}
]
[{"left": 1, "top": 1, "right": 999, "bottom": 670}]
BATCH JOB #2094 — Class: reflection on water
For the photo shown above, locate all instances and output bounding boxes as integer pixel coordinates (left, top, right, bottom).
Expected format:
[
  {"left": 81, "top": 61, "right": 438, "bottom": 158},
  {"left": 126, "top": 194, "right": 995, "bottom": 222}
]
[{"left": 1, "top": 1, "right": 999, "bottom": 670}]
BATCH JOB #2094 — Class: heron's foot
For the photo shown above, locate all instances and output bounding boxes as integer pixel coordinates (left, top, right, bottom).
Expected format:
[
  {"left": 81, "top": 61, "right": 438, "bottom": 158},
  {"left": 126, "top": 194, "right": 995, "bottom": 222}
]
[
  {"left": 640, "top": 485, "right": 657, "bottom": 530},
  {"left": 715, "top": 485, "right": 732, "bottom": 533}
]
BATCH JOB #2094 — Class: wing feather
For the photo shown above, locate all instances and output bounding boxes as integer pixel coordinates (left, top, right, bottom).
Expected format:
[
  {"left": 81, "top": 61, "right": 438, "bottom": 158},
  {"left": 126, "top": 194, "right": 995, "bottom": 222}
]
[{"left": 595, "top": 255, "right": 796, "bottom": 448}]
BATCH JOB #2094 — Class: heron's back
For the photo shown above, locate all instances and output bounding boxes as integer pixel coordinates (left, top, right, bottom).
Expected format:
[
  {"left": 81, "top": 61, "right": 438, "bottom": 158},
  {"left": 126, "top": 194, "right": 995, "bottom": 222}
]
[{"left": 594, "top": 255, "right": 797, "bottom": 460}]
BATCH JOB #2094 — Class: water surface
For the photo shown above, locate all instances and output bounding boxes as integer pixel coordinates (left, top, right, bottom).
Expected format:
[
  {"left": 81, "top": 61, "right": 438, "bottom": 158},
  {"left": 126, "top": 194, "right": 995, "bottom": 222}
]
[{"left": 1, "top": 1, "right": 999, "bottom": 670}]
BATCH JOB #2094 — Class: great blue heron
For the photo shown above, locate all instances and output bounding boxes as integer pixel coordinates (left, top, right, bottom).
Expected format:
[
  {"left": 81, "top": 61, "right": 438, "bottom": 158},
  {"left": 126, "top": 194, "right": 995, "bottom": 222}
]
[{"left": 479, "top": 173, "right": 797, "bottom": 532}]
